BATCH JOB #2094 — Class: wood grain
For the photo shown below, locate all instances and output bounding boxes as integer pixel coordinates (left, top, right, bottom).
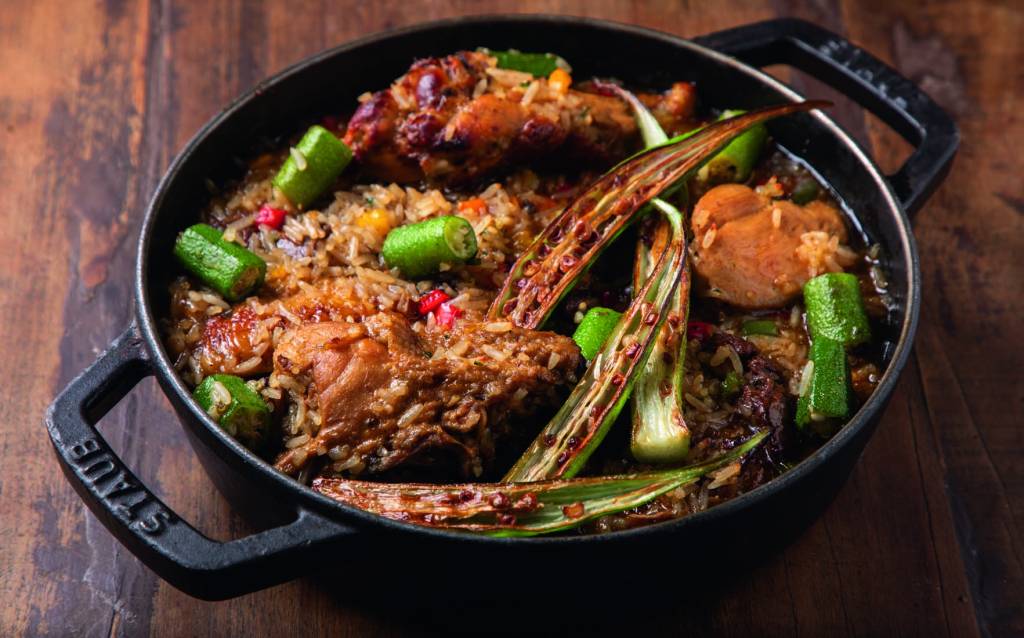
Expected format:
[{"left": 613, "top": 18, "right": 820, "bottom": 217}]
[{"left": 1, "top": 1, "right": 1020, "bottom": 635}]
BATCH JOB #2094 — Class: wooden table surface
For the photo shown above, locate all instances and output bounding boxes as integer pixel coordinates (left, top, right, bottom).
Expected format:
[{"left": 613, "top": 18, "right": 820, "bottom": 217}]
[{"left": 2, "top": 0, "right": 1021, "bottom": 635}]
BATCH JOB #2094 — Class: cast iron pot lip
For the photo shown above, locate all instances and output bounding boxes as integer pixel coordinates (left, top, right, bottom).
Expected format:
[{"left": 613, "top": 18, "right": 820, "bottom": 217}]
[{"left": 135, "top": 14, "right": 920, "bottom": 545}]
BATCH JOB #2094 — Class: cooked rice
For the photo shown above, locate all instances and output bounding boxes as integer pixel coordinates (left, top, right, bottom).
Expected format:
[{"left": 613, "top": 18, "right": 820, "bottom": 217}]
[
  {"left": 165, "top": 170, "right": 562, "bottom": 390},
  {"left": 796, "top": 230, "right": 857, "bottom": 278},
  {"left": 159, "top": 66, "right": 880, "bottom": 526}
]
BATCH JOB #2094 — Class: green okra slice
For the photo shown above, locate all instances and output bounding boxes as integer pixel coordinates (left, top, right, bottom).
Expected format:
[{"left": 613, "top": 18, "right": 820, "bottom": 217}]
[
  {"left": 804, "top": 272, "right": 871, "bottom": 346},
  {"left": 273, "top": 125, "right": 353, "bottom": 208},
  {"left": 381, "top": 215, "right": 478, "bottom": 279},
  {"left": 194, "top": 374, "right": 272, "bottom": 450},
  {"left": 174, "top": 223, "right": 266, "bottom": 301},
  {"left": 796, "top": 336, "right": 850, "bottom": 430}
]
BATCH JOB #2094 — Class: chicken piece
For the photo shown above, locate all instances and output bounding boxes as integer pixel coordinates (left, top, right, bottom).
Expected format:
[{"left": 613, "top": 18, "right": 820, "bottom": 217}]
[
  {"left": 423, "top": 93, "right": 541, "bottom": 183},
  {"left": 191, "top": 282, "right": 376, "bottom": 377},
  {"left": 691, "top": 184, "right": 855, "bottom": 309},
  {"left": 343, "top": 90, "right": 421, "bottom": 183},
  {"left": 272, "top": 313, "right": 582, "bottom": 479},
  {"left": 196, "top": 307, "right": 273, "bottom": 376},
  {"left": 639, "top": 81, "right": 699, "bottom": 136},
  {"left": 344, "top": 51, "right": 697, "bottom": 185}
]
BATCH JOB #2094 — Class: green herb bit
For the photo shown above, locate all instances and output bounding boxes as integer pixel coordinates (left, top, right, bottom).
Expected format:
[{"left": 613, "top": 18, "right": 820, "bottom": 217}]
[
  {"left": 741, "top": 319, "right": 779, "bottom": 337},
  {"left": 173, "top": 223, "right": 266, "bottom": 301},
  {"left": 272, "top": 125, "right": 353, "bottom": 208},
  {"left": 572, "top": 307, "right": 623, "bottom": 360},
  {"left": 484, "top": 48, "right": 570, "bottom": 77},
  {"left": 721, "top": 371, "right": 744, "bottom": 398},
  {"left": 381, "top": 215, "right": 478, "bottom": 279},
  {"left": 194, "top": 374, "right": 272, "bottom": 450}
]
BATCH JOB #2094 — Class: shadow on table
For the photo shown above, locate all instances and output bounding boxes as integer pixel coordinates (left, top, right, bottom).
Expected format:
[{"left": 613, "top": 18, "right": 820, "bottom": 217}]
[{"left": 303, "top": 502, "right": 815, "bottom": 636}]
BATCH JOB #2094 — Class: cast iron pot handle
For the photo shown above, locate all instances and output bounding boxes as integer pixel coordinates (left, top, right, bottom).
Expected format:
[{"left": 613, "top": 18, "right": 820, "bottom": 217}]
[
  {"left": 45, "top": 325, "right": 354, "bottom": 600},
  {"left": 693, "top": 18, "right": 959, "bottom": 215}
]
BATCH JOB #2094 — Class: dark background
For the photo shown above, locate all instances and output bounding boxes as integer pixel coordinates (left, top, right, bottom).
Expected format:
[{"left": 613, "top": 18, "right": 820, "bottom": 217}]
[{"left": 2, "top": 0, "right": 1021, "bottom": 636}]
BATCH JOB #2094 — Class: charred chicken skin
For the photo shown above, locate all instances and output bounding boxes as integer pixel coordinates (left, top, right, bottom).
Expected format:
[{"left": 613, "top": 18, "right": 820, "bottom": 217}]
[{"left": 343, "top": 51, "right": 697, "bottom": 185}]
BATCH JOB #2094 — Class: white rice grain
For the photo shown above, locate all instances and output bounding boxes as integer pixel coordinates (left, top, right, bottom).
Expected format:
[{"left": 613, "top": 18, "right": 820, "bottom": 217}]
[
  {"left": 708, "top": 462, "right": 741, "bottom": 489},
  {"left": 798, "top": 360, "right": 814, "bottom": 397},
  {"left": 481, "top": 345, "right": 507, "bottom": 361},
  {"left": 397, "top": 403, "right": 424, "bottom": 428},
  {"left": 328, "top": 445, "right": 350, "bottom": 461},
  {"left": 726, "top": 347, "right": 743, "bottom": 375},
  {"left": 472, "top": 77, "right": 488, "bottom": 98},
  {"left": 234, "top": 356, "right": 264, "bottom": 374},
  {"left": 210, "top": 380, "right": 231, "bottom": 409},
  {"left": 710, "top": 346, "right": 731, "bottom": 367},
  {"left": 449, "top": 339, "right": 470, "bottom": 357},
  {"left": 520, "top": 80, "right": 540, "bottom": 107},
  {"left": 333, "top": 456, "right": 362, "bottom": 472},
  {"left": 485, "top": 67, "right": 534, "bottom": 86},
  {"left": 685, "top": 393, "right": 711, "bottom": 412},
  {"left": 547, "top": 352, "right": 561, "bottom": 369},
  {"left": 702, "top": 226, "right": 717, "bottom": 249},
  {"left": 289, "top": 147, "right": 308, "bottom": 171}
]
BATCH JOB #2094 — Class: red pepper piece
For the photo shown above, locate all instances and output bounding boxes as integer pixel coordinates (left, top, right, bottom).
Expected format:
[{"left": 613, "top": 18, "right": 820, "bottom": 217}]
[
  {"left": 687, "top": 321, "right": 715, "bottom": 342},
  {"left": 418, "top": 289, "right": 451, "bottom": 315},
  {"left": 435, "top": 301, "right": 463, "bottom": 329},
  {"left": 255, "top": 204, "right": 287, "bottom": 229}
]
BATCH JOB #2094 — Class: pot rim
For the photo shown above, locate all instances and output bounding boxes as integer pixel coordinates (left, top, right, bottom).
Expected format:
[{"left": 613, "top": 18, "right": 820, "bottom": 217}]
[{"left": 135, "top": 13, "right": 920, "bottom": 545}]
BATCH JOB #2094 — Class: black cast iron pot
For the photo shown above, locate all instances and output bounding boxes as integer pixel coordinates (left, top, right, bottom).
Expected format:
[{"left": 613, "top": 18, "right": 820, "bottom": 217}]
[{"left": 46, "top": 16, "right": 957, "bottom": 601}]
